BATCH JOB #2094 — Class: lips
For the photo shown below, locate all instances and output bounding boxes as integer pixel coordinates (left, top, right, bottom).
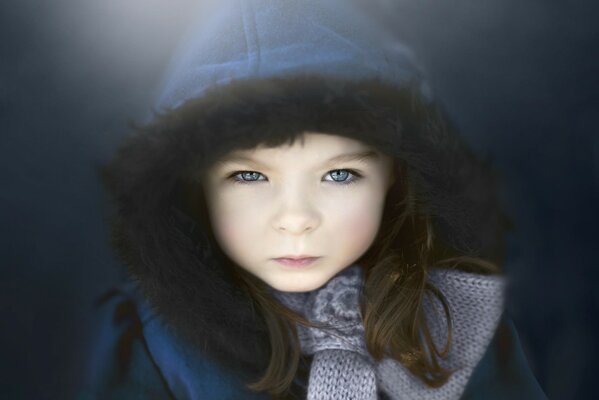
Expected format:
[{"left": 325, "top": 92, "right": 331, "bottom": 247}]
[
  {"left": 274, "top": 256, "right": 320, "bottom": 268},
  {"left": 276, "top": 255, "right": 317, "bottom": 260}
]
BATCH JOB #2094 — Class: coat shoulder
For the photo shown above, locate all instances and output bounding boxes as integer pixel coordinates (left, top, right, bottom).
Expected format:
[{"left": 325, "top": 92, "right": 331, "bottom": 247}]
[
  {"left": 461, "top": 315, "right": 548, "bottom": 400},
  {"left": 77, "top": 282, "right": 268, "bottom": 400}
]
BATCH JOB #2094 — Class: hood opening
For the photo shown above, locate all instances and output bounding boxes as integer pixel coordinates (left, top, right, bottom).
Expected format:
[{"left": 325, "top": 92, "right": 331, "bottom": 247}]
[{"left": 98, "top": 74, "right": 511, "bottom": 388}]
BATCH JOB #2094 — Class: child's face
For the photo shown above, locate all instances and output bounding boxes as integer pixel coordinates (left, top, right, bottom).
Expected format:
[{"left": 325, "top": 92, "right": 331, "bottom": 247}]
[{"left": 201, "top": 132, "right": 395, "bottom": 292}]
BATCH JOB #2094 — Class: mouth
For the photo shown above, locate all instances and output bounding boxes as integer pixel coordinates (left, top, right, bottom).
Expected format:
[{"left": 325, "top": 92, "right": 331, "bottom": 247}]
[{"left": 273, "top": 256, "right": 320, "bottom": 268}]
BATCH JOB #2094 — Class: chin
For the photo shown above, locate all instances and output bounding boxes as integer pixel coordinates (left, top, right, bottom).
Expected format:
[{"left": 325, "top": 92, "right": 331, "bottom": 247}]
[{"left": 269, "top": 278, "right": 326, "bottom": 293}]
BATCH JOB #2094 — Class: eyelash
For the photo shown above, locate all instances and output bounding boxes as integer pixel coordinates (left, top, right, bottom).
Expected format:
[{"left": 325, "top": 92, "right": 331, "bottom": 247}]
[{"left": 227, "top": 169, "right": 363, "bottom": 186}]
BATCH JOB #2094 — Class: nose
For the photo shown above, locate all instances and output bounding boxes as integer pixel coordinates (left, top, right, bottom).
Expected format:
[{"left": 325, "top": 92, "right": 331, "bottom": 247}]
[{"left": 272, "top": 191, "right": 320, "bottom": 235}]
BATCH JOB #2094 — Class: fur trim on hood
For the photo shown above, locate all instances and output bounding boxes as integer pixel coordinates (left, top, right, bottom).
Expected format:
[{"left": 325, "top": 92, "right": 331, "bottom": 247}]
[{"left": 98, "top": 75, "right": 510, "bottom": 385}]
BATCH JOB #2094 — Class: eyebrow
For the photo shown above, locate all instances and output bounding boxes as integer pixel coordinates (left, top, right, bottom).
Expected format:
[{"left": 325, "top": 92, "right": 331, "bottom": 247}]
[{"left": 219, "top": 150, "right": 380, "bottom": 168}]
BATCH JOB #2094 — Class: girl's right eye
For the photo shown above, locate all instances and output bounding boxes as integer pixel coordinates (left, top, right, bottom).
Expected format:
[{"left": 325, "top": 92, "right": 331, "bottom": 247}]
[{"left": 228, "top": 171, "right": 266, "bottom": 185}]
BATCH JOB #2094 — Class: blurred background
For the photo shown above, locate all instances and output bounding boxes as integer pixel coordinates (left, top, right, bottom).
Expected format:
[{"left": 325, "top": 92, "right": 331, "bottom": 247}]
[{"left": 1, "top": 0, "right": 597, "bottom": 398}]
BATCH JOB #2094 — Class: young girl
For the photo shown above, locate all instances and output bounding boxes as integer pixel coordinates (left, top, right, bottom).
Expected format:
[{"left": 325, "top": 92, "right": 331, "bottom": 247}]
[{"left": 81, "top": 0, "right": 548, "bottom": 399}]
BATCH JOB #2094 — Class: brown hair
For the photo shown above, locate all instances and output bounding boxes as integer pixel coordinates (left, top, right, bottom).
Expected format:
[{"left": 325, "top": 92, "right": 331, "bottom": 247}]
[{"left": 186, "top": 149, "right": 502, "bottom": 398}]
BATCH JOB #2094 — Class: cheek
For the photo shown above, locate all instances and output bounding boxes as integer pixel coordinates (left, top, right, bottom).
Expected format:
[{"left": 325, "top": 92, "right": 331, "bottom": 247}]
[
  {"left": 344, "top": 210, "right": 381, "bottom": 248},
  {"left": 209, "top": 195, "right": 263, "bottom": 255},
  {"left": 333, "top": 192, "right": 385, "bottom": 247}
]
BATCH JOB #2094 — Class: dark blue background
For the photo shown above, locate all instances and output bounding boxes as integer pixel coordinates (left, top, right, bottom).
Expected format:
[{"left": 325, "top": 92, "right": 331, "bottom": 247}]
[{"left": 1, "top": 1, "right": 597, "bottom": 398}]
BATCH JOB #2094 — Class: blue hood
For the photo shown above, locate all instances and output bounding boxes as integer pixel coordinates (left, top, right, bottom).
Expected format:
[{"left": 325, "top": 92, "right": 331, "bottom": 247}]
[{"left": 155, "top": 0, "right": 431, "bottom": 112}]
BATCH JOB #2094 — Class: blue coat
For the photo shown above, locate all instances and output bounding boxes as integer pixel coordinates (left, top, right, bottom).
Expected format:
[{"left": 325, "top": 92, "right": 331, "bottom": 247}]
[{"left": 77, "top": 283, "right": 548, "bottom": 399}]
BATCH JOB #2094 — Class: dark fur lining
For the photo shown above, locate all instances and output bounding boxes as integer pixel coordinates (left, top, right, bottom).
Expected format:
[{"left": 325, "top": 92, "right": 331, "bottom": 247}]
[{"left": 98, "top": 75, "right": 510, "bottom": 387}]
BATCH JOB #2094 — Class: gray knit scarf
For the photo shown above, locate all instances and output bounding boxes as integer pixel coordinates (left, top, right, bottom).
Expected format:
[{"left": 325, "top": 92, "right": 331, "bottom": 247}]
[{"left": 271, "top": 264, "right": 505, "bottom": 400}]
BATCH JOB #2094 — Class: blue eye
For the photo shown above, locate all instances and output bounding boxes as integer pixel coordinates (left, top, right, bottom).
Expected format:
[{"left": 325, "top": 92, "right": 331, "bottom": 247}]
[
  {"left": 325, "top": 169, "right": 362, "bottom": 185},
  {"left": 228, "top": 169, "right": 363, "bottom": 186},
  {"left": 231, "top": 171, "right": 267, "bottom": 183}
]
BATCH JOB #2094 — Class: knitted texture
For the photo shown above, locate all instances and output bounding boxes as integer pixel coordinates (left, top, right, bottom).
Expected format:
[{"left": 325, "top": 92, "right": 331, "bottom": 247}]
[
  {"left": 272, "top": 265, "right": 505, "bottom": 400},
  {"left": 273, "top": 266, "right": 369, "bottom": 356},
  {"left": 309, "top": 350, "right": 377, "bottom": 400}
]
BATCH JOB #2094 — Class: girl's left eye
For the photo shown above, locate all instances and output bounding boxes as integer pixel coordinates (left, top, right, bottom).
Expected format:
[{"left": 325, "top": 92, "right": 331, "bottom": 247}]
[
  {"left": 324, "top": 169, "right": 362, "bottom": 185},
  {"left": 228, "top": 169, "right": 363, "bottom": 186}
]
